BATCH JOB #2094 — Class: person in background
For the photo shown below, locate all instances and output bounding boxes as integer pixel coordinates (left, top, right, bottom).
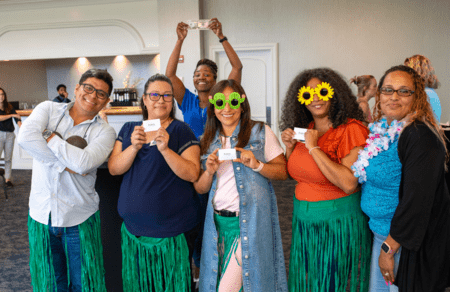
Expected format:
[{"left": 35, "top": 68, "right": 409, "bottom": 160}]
[
  {"left": 351, "top": 65, "right": 450, "bottom": 291},
  {"left": 166, "top": 18, "right": 243, "bottom": 139},
  {"left": 0, "top": 87, "right": 22, "bottom": 188},
  {"left": 280, "top": 68, "right": 371, "bottom": 291},
  {"left": 18, "top": 69, "right": 116, "bottom": 292},
  {"left": 53, "top": 84, "right": 71, "bottom": 103},
  {"left": 195, "top": 80, "right": 288, "bottom": 291},
  {"left": 108, "top": 74, "right": 201, "bottom": 291},
  {"left": 404, "top": 54, "right": 441, "bottom": 122},
  {"left": 350, "top": 75, "right": 377, "bottom": 123}
]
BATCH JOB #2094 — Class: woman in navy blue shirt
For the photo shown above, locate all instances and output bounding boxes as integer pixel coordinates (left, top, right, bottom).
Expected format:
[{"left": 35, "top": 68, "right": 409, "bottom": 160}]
[{"left": 108, "top": 74, "right": 201, "bottom": 291}]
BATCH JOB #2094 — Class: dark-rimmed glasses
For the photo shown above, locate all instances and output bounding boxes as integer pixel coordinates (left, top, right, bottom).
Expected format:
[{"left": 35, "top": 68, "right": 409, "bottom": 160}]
[
  {"left": 81, "top": 84, "right": 109, "bottom": 100},
  {"left": 380, "top": 88, "right": 415, "bottom": 97},
  {"left": 145, "top": 92, "right": 174, "bottom": 102}
]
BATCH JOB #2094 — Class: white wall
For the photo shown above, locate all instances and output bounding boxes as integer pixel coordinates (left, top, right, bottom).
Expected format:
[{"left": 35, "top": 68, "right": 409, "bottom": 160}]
[
  {"left": 0, "top": 0, "right": 202, "bottom": 108},
  {"left": 157, "top": 0, "right": 201, "bottom": 93},
  {"left": 0, "top": 60, "right": 48, "bottom": 103},
  {"left": 202, "top": 0, "right": 450, "bottom": 123},
  {"left": 0, "top": 1, "right": 159, "bottom": 60}
]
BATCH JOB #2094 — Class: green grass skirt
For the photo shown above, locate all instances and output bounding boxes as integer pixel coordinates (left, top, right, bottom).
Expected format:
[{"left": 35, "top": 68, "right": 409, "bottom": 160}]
[
  {"left": 214, "top": 213, "right": 243, "bottom": 292},
  {"left": 121, "top": 223, "right": 191, "bottom": 292},
  {"left": 28, "top": 212, "right": 106, "bottom": 292},
  {"left": 288, "top": 192, "right": 371, "bottom": 292}
]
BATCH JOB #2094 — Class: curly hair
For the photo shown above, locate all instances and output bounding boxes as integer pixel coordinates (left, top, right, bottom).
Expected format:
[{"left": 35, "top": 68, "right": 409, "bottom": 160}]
[
  {"left": 350, "top": 75, "right": 376, "bottom": 98},
  {"left": 404, "top": 54, "right": 440, "bottom": 89},
  {"left": 373, "top": 65, "right": 447, "bottom": 157},
  {"left": 280, "top": 68, "right": 365, "bottom": 131},
  {"left": 194, "top": 59, "right": 218, "bottom": 80}
]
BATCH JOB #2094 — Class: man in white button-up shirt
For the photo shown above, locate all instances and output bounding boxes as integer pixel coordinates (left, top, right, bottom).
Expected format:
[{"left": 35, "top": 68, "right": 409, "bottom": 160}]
[{"left": 18, "top": 69, "right": 116, "bottom": 292}]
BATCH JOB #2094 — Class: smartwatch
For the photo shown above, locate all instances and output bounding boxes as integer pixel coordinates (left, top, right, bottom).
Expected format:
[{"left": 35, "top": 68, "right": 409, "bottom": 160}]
[
  {"left": 42, "top": 129, "right": 53, "bottom": 140},
  {"left": 381, "top": 242, "right": 393, "bottom": 254}
]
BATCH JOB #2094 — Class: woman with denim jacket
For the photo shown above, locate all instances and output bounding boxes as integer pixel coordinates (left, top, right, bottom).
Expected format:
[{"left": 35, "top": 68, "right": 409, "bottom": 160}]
[{"left": 194, "top": 80, "right": 288, "bottom": 292}]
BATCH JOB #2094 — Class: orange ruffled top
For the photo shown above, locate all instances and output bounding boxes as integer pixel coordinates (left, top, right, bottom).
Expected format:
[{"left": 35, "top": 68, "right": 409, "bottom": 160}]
[{"left": 287, "top": 118, "right": 369, "bottom": 202}]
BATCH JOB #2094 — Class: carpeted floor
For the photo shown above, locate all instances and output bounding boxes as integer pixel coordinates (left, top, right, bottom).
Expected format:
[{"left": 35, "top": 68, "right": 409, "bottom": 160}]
[
  {"left": 0, "top": 170, "right": 33, "bottom": 292},
  {"left": 2, "top": 170, "right": 449, "bottom": 292},
  {"left": 0, "top": 170, "right": 296, "bottom": 292}
]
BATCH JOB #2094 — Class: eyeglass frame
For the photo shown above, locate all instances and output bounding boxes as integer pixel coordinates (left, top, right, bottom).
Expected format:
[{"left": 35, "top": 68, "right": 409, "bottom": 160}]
[
  {"left": 81, "top": 83, "right": 109, "bottom": 100},
  {"left": 380, "top": 87, "right": 415, "bottom": 97},
  {"left": 145, "top": 92, "right": 174, "bottom": 102}
]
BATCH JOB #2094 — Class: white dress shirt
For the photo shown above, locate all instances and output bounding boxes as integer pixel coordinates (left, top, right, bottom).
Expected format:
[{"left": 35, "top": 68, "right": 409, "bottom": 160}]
[{"left": 18, "top": 101, "right": 116, "bottom": 227}]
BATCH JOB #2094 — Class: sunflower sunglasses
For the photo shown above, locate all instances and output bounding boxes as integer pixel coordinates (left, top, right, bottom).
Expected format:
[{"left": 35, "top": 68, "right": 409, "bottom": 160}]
[
  {"left": 209, "top": 92, "right": 245, "bottom": 109},
  {"left": 298, "top": 82, "right": 334, "bottom": 105}
]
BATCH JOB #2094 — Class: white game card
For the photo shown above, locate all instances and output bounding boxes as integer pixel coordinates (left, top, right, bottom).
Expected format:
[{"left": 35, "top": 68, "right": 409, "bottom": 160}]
[
  {"left": 143, "top": 119, "right": 161, "bottom": 132},
  {"left": 294, "top": 127, "right": 307, "bottom": 142},
  {"left": 218, "top": 149, "right": 237, "bottom": 160}
]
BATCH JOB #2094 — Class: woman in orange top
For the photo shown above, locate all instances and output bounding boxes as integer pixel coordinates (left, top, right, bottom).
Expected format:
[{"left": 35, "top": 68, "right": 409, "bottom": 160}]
[{"left": 280, "top": 68, "right": 371, "bottom": 291}]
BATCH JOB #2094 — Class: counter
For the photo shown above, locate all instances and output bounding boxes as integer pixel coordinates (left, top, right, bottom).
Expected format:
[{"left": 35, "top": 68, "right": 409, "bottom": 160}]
[{"left": 13, "top": 107, "right": 143, "bottom": 169}]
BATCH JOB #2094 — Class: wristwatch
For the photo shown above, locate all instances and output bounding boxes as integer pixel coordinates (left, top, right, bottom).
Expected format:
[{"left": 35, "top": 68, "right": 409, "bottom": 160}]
[
  {"left": 42, "top": 129, "right": 53, "bottom": 140},
  {"left": 381, "top": 242, "right": 394, "bottom": 254}
]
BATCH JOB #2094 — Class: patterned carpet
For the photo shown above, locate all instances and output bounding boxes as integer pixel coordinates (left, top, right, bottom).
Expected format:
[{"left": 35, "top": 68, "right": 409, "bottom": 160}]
[{"left": 0, "top": 170, "right": 296, "bottom": 292}]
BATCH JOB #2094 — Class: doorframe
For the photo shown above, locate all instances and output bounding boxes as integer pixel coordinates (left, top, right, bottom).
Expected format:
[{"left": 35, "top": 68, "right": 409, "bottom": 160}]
[{"left": 209, "top": 43, "right": 279, "bottom": 136}]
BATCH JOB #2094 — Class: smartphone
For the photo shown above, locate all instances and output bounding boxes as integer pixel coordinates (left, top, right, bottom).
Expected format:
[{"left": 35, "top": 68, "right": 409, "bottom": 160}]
[{"left": 187, "top": 19, "right": 211, "bottom": 30}]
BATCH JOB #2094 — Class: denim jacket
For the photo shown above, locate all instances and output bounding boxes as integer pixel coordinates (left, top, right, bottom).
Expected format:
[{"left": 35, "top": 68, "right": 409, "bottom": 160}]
[{"left": 199, "top": 122, "right": 288, "bottom": 292}]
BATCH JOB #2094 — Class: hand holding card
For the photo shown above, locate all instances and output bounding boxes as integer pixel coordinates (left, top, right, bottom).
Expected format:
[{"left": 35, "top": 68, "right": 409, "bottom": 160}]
[
  {"left": 218, "top": 149, "right": 237, "bottom": 161},
  {"left": 294, "top": 127, "right": 307, "bottom": 142},
  {"left": 143, "top": 119, "right": 161, "bottom": 132}
]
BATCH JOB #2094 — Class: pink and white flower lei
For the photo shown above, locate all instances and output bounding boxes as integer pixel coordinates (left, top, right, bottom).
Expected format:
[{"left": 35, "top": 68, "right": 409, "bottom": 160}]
[{"left": 352, "top": 118, "right": 405, "bottom": 183}]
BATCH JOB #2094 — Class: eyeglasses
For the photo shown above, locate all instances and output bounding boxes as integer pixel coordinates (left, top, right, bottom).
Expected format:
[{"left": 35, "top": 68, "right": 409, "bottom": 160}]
[
  {"left": 380, "top": 87, "right": 414, "bottom": 97},
  {"left": 82, "top": 84, "right": 109, "bottom": 100},
  {"left": 146, "top": 92, "right": 174, "bottom": 102},
  {"left": 209, "top": 92, "right": 245, "bottom": 109}
]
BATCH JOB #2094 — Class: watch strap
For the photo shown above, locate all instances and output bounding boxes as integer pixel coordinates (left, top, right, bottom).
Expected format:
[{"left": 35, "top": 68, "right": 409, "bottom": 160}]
[{"left": 381, "top": 242, "right": 394, "bottom": 254}]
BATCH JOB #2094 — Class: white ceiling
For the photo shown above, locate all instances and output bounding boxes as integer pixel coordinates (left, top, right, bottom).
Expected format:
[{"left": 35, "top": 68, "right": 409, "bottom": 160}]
[{"left": 0, "top": 0, "right": 151, "bottom": 11}]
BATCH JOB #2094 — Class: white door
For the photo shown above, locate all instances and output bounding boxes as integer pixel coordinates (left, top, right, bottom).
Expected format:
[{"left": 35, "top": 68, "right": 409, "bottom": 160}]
[{"left": 210, "top": 43, "right": 279, "bottom": 136}]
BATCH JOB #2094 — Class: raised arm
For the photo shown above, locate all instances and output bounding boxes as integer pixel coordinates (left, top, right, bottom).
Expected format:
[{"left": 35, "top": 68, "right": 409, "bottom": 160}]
[
  {"left": 165, "top": 22, "right": 189, "bottom": 106},
  {"left": 209, "top": 18, "right": 243, "bottom": 84}
]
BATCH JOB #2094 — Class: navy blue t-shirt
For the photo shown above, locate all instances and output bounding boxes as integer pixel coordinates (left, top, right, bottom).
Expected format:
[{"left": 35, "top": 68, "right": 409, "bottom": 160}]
[{"left": 117, "top": 120, "right": 201, "bottom": 238}]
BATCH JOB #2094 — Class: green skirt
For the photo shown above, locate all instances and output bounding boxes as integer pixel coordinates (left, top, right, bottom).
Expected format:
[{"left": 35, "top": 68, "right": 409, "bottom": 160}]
[
  {"left": 288, "top": 192, "right": 371, "bottom": 292},
  {"left": 28, "top": 212, "right": 106, "bottom": 292},
  {"left": 121, "top": 223, "right": 191, "bottom": 292},
  {"left": 214, "top": 213, "right": 243, "bottom": 292}
]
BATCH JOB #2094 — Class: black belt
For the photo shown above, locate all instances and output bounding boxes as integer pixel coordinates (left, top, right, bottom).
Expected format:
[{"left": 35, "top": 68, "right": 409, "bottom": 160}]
[{"left": 214, "top": 209, "right": 239, "bottom": 217}]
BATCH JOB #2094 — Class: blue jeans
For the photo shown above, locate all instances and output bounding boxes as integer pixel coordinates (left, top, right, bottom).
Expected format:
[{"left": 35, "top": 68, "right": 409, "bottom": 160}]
[
  {"left": 369, "top": 232, "right": 401, "bottom": 292},
  {"left": 48, "top": 217, "right": 82, "bottom": 292}
]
